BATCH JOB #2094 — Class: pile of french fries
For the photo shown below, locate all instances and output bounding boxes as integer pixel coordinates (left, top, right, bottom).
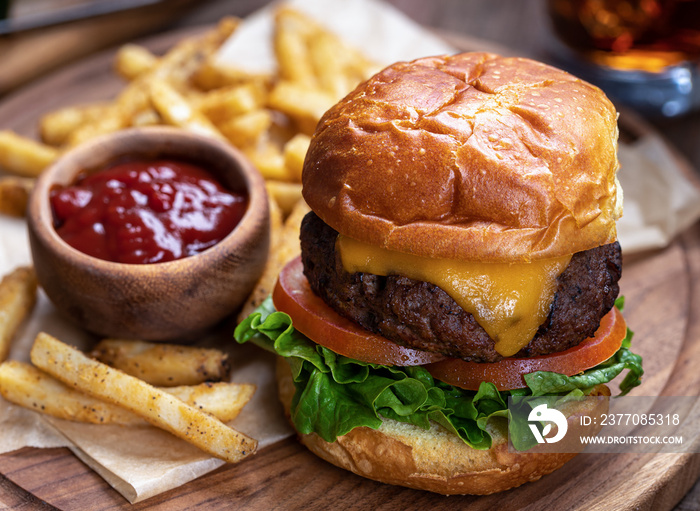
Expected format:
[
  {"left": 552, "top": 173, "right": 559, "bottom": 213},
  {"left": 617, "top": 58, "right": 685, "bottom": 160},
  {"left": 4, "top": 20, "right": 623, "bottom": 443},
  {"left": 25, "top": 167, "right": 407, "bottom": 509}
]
[
  {"left": 0, "top": 7, "right": 377, "bottom": 218},
  {"left": 0, "top": 266, "right": 257, "bottom": 464},
  {"left": 0, "top": 7, "right": 379, "bottom": 466}
]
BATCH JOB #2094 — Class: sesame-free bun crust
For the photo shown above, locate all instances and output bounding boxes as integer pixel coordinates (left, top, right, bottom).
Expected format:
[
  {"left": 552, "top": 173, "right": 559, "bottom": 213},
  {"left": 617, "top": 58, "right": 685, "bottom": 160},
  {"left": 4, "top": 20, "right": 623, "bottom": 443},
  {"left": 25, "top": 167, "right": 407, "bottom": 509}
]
[
  {"left": 276, "top": 358, "right": 610, "bottom": 495},
  {"left": 302, "top": 53, "right": 622, "bottom": 262}
]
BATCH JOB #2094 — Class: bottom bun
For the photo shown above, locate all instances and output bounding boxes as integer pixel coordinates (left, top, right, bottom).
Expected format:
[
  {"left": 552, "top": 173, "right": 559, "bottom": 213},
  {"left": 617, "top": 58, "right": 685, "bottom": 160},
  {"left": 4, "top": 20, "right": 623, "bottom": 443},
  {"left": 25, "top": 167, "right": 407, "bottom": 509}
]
[{"left": 276, "top": 357, "right": 610, "bottom": 495}]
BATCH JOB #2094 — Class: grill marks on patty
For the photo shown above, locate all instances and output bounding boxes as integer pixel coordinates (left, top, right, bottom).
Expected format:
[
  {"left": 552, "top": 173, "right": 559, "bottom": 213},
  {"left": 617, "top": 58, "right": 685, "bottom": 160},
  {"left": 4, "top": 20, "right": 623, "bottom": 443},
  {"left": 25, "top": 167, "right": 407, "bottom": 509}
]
[{"left": 299, "top": 212, "right": 622, "bottom": 363}]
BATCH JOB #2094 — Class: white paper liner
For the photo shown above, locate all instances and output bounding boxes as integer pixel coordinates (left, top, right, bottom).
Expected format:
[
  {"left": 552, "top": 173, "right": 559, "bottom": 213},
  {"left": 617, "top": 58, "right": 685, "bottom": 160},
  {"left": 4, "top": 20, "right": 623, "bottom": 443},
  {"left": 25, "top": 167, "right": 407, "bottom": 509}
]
[
  {"left": 1, "top": 0, "right": 699, "bottom": 504},
  {"left": 214, "top": 0, "right": 455, "bottom": 74}
]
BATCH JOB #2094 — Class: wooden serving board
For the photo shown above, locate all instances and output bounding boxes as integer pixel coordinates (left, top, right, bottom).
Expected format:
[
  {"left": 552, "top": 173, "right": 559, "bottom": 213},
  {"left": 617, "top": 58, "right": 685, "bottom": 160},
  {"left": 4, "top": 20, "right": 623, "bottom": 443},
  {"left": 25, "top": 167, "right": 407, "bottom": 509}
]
[{"left": 1, "top": 26, "right": 700, "bottom": 511}]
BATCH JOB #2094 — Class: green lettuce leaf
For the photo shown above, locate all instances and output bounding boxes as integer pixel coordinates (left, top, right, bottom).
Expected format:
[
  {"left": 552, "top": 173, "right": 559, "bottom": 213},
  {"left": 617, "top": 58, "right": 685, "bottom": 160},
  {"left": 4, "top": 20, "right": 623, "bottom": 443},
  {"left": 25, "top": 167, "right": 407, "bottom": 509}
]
[
  {"left": 234, "top": 296, "right": 643, "bottom": 449},
  {"left": 523, "top": 326, "right": 642, "bottom": 396},
  {"left": 523, "top": 299, "right": 642, "bottom": 396}
]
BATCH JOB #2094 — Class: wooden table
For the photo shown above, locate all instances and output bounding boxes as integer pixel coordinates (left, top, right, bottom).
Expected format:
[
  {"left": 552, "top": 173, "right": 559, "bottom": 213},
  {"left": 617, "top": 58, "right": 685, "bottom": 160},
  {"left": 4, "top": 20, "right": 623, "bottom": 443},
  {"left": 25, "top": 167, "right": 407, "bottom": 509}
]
[{"left": 1, "top": 0, "right": 699, "bottom": 509}]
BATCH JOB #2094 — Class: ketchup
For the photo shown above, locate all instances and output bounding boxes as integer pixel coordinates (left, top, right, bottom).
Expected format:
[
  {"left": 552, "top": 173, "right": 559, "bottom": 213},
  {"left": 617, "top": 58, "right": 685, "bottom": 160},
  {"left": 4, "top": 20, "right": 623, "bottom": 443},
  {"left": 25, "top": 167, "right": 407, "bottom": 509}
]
[{"left": 50, "top": 159, "right": 248, "bottom": 264}]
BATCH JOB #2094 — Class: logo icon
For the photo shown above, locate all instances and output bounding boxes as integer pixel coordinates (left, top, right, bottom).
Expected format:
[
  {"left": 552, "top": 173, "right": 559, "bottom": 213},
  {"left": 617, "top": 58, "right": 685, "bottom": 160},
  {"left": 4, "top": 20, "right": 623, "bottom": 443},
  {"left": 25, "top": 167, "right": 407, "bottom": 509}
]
[{"left": 528, "top": 404, "right": 568, "bottom": 444}]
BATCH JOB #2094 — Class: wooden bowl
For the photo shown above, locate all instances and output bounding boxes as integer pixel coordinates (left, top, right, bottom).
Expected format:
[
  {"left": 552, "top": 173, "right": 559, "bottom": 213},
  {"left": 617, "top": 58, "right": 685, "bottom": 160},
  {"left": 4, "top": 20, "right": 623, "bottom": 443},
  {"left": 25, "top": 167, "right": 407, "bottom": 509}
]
[{"left": 27, "top": 127, "right": 270, "bottom": 341}]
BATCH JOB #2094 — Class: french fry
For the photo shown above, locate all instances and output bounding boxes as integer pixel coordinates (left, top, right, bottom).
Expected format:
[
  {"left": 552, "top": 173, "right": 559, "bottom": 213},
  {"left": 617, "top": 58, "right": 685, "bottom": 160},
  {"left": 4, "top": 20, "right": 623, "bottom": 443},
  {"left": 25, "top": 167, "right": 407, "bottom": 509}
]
[
  {"left": 166, "top": 382, "right": 255, "bottom": 423},
  {"left": 0, "top": 267, "right": 37, "bottom": 363},
  {"left": 0, "top": 177, "right": 34, "bottom": 217},
  {"left": 65, "top": 80, "right": 149, "bottom": 147},
  {"left": 198, "top": 82, "right": 267, "bottom": 125},
  {"left": 150, "top": 17, "right": 240, "bottom": 87},
  {"left": 130, "top": 107, "right": 162, "bottom": 127},
  {"left": 308, "top": 30, "right": 352, "bottom": 99},
  {"left": 275, "top": 198, "right": 311, "bottom": 265},
  {"left": 192, "top": 60, "right": 269, "bottom": 91},
  {"left": 39, "top": 103, "right": 109, "bottom": 146},
  {"left": 63, "top": 19, "right": 239, "bottom": 146},
  {"left": 67, "top": 105, "right": 128, "bottom": 147},
  {"left": 310, "top": 31, "right": 378, "bottom": 99},
  {"left": 267, "top": 81, "right": 335, "bottom": 135},
  {"left": 272, "top": 8, "right": 376, "bottom": 101},
  {"left": 238, "top": 195, "right": 284, "bottom": 320},
  {"left": 90, "top": 339, "right": 230, "bottom": 387},
  {"left": 283, "top": 133, "right": 310, "bottom": 182},
  {"left": 238, "top": 198, "right": 309, "bottom": 322},
  {"left": 219, "top": 109, "right": 273, "bottom": 148},
  {"left": 197, "top": 17, "right": 241, "bottom": 58},
  {"left": 274, "top": 7, "right": 317, "bottom": 88},
  {"left": 266, "top": 193, "right": 285, "bottom": 255},
  {"left": 0, "top": 361, "right": 254, "bottom": 426},
  {"left": 245, "top": 142, "right": 289, "bottom": 182},
  {"left": 31, "top": 333, "right": 257, "bottom": 463},
  {"left": 266, "top": 180, "right": 304, "bottom": 216},
  {"left": 149, "top": 78, "right": 227, "bottom": 141},
  {"left": 114, "top": 44, "right": 159, "bottom": 80},
  {"left": 0, "top": 131, "right": 59, "bottom": 177}
]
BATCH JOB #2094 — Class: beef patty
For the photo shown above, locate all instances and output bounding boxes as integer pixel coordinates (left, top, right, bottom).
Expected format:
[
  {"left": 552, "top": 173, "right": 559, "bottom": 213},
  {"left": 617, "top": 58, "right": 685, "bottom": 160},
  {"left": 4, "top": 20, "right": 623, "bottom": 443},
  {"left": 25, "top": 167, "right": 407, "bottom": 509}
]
[{"left": 300, "top": 212, "right": 622, "bottom": 363}]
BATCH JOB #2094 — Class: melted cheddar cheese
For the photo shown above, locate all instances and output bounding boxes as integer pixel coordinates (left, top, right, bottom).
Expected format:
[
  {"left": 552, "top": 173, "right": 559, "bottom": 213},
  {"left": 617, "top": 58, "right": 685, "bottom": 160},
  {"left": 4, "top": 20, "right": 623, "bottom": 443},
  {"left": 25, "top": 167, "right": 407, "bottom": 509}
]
[{"left": 337, "top": 235, "right": 571, "bottom": 357}]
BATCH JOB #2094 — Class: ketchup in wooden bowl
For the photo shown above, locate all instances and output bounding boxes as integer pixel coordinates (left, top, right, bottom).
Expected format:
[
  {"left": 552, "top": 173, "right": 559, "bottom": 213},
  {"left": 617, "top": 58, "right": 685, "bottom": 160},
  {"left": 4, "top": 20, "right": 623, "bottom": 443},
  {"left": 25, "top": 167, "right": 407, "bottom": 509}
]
[
  {"left": 28, "top": 127, "right": 269, "bottom": 341},
  {"left": 50, "top": 159, "right": 248, "bottom": 264}
]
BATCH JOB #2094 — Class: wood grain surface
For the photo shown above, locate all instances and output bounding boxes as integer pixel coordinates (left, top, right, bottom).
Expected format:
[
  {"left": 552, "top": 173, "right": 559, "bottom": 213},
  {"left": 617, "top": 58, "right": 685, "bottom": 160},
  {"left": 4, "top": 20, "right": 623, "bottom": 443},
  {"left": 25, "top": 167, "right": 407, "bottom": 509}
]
[
  {"left": 0, "top": 0, "right": 201, "bottom": 96},
  {"left": 1, "top": 22, "right": 699, "bottom": 511}
]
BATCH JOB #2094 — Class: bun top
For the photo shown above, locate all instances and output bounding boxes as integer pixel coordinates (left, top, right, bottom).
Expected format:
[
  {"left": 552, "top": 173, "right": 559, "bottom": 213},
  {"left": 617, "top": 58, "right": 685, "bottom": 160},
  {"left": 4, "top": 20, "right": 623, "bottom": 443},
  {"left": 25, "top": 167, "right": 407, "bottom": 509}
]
[{"left": 302, "top": 53, "right": 622, "bottom": 262}]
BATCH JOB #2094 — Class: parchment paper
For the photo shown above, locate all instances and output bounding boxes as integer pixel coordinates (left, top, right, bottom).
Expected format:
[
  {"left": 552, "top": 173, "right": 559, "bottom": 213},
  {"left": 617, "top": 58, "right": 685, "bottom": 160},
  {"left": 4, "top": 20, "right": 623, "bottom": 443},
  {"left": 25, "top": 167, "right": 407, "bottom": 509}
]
[
  {"left": 0, "top": 285, "right": 293, "bottom": 503},
  {"left": 1, "top": 0, "right": 699, "bottom": 504}
]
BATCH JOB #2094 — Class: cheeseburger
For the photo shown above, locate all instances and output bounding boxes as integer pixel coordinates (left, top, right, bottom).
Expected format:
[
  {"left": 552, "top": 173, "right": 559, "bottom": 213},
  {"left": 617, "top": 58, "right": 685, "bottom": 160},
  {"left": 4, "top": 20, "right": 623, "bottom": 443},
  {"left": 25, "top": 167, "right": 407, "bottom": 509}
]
[{"left": 236, "top": 53, "right": 643, "bottom": 494}]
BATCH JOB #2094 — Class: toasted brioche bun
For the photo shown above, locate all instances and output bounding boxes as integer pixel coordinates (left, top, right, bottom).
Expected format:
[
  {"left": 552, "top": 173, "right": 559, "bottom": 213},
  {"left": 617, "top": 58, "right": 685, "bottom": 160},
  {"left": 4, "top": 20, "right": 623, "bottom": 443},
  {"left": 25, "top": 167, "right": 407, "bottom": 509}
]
[
  {"left": 302, "top": 53, "right": 622, "bottom": 262},
  {"left": 276, "top": 357, "right": 610, "bottom": 495}
]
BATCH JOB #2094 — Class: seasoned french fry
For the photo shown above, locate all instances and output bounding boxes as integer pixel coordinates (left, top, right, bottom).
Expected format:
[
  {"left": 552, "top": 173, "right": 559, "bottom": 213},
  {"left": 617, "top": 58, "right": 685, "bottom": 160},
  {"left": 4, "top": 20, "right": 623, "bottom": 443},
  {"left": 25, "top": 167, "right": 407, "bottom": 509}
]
[
  {"left": 67, "top": 105, "right": 128, "bottom": 147},
  {"left": 272, "top": 7, "right": 376, "bottom": 101},
  {"left": 266, "top": 180, "right": 304, "bottom": 216},
  {"left": 238, "top": 198, "right": 309, "bottom": 322},
  {"left": 166, "top": 382, "right": 255, "bottom": 423},
  {"left": 65, "top": 19, "right": 239, "bottom": 144},
  {"left": 192, "top": 60, "right": 269, "bottom": 91},
  {"left": 149, "top": 78, "right": 227, "bottom": 141},
  {"left": 62, "top": 80, "right": 148, "bottom": 147},
  {"left": 267, "top": 81, "right": 335, "bottom": 135},
  {"left": 130, "top": 107, "right": 162, "bottom": 127},
  {"left": 114, "top": 44, "right": 159, "bottom": 80},
  {"left": 238, "top": 195, "right": 284, "bottom": 320},
  {"left": 218, "top": 109, "right": 273, "bottom": 148},
  {"left": 0, "top": 267, "right": 37, "bottom": 363},
  {"left": 274, "top": 7, "right": 317, "bottom": 88},
  {"left": 308, "top": 30, "right": 352, "bottom": 99},
  {"left": 90, "top": 339, "right": 230, "bottom": 387},
  {"left": 31, "top": 333, "right": 257, "bottom": 463},
  {"left": 39, "top": 103, "right": 109, "bottom": 146},
  {"left": 0, "top": 131, "right": 59, "bottom": 177},
  {"left": 66, "top": 78, "right": 154, "bottom": 146},
  {"left": 198, "top": 82, "right": 267, "bottom": 124},
  {"left": 245, "top": 142, "right": 289, "bottom": 182},
  {"left": 283, "top": 133, "right": 310, "bottom": 182},
  {"left": 150, "top": 17, "right": 240, "bottom": 87},
  {"left": 0, "top": 360, "right": 140, "bottom": 424},
  {"left": 198, "top": 17, "right": 241, "bottom": 56},
  {"left": 266, "top": 193, "right": 285, "bottom": 257},
  {"left": 275, "top": 198, "right": 311, "bottom": 266},
  {"left": 0, "top": 177, "right": 33, "bottom": 217},
  {"left": 311, "top": 31, "right": 378, "bottom": 99},
  {"left": 0, "top": 361, "right": 254, "bottom": 426}
]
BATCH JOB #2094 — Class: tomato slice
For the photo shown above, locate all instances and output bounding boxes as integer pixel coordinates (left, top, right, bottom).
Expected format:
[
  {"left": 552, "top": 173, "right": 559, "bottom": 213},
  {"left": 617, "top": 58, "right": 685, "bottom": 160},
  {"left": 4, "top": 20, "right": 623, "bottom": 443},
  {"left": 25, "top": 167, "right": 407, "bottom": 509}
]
[
  {"left": 273, "top": 256, "right": 627, "bottom": 391},
  {"left": 272, "top": 256, "right": 446, "bottom": 366},
  {"left": 424, "top": 306, "right": 627, "bottom": 391}
]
